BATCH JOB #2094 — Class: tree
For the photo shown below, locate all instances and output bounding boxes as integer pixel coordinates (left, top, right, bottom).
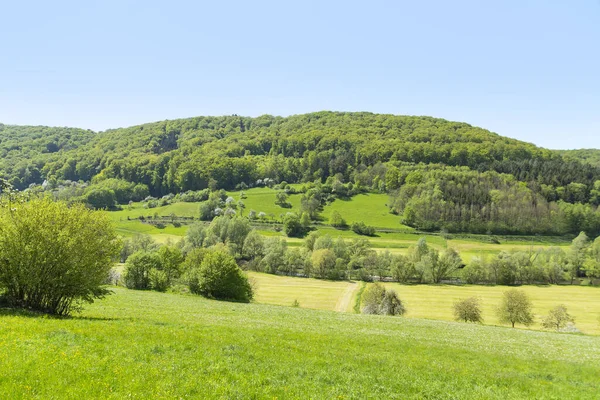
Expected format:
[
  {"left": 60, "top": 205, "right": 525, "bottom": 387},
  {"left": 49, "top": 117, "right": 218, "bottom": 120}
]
[
  {"left": 310, "top": 249, "right": 339, "bottom": 280},
  {"left": 183, "top": 223, "right": 206, "bottom": 251},
  {"left": 429, "top": 248, "right": 462, "bottom": 283},
  {"left": 85, "top": 188, "right": 117, "bottom": 209},
  {"left": 283, "top": 213, "right": 304, "bottom": 237},
  {"left": 304, "top": 231, "right": 320, "bottom": 251},
  {"left": 242, "top": 230, "right": 265, "bottom": 261},
  {"left": 275, "top": 191, "right": 290, "bottom": 207},
  {"left": 542, "top": 304, "right": 575, "bottom": 331},
  {"left": 0, "top": 198, "right": 120, "bottom": 315},
  {"left": 329, "top": 211, "right": 346, "bottom": 228},
  {"left": 567, "top": 232, "right": 589, "bottom": 284},
  {"left": 497, "top": 289, "right": 534, "bottom": 328},
  {"left": 124, "top": 251, "right": 162, "bottom": 290},
  {"left": 361, "top": 283, "right": 386, "bottom": 314},
  {"left": 261, "top": 238, "right": 287, "bottom": 274},
  {"left": 379, "top": 290, "right": 406, "bottom": 316},
  {"left": 186, "top": 250, "right": 253, "bottom": 302},
  {"left": 584, "top": 237, "right": 600, "bottom": 284},
  {"left": 300, "top": 212, "right": 311, "bottom": 229},
  {"left": 157, "top": 245, "right": 183, "bottom": 283},
  {"left": 361, "top": 283, "right": 405, "bottom": 316},
  {"left": 453, "top": 297, "right": 483, "bottom": 323}
]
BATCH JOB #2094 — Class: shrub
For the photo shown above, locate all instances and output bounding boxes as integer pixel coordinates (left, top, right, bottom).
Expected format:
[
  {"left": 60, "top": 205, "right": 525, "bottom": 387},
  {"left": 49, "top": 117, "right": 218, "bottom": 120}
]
[
  {"left": 124, "top": 251, "right": 162, "bottom": 290},
  {"left": 0, "top": 198, "right": 120, "bottom": 315},
  {"left": 379, "top": 290, "right": 406, "bottom": 316},
  {"left": 329, "top": 211, "right": 346, "bottom": 228},
  {"left": 149, "top": 269, "right": 169, "bottom": 292},
  {"left": 351, "top": 221, "right": 375, "bottom": 236},
  {"left": 284, "top": 213, "right": 304, "bottom": 237},
  {"left": 542, "top": 304, "right": 575, "bottom": 331},
  {"left": 361, "top": 283, "right": 406, "bottom": 316},
  {"left": 186, "top": 251, "right": 253, "bottom": 302},
  {"left": 453, "top": 297, "right": 483, "bottom": 323}
]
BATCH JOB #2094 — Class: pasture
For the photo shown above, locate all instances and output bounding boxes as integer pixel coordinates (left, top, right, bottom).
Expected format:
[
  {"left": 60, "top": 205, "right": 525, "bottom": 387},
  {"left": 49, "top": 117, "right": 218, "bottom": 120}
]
[
  {"left": 247, "top": 272, "right": 600, "bottom": 334},
  {"left": 1, "top": 287, "right": 599, "bottom": 399}
]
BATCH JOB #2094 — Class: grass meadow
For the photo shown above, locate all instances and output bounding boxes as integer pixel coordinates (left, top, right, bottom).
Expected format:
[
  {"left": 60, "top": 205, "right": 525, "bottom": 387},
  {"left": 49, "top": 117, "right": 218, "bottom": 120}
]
[
  {"left": 1, "top": 287, "right": 599, "bottom": 399},
  {"left": 248, "top": 272, "right": 600, "bottom": 335}
]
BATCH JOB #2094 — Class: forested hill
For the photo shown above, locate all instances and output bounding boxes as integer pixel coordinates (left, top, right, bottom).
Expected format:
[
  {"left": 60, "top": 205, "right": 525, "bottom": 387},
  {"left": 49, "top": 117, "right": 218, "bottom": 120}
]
[
  {"left": 557, "top": 149, "right": 600, "bottom": 168},
  {"left": 2, "top": 112, "right": 600, "bottom": 235},
  {"left": 0, "top": 124, "right": 94, "bottom": 188}
]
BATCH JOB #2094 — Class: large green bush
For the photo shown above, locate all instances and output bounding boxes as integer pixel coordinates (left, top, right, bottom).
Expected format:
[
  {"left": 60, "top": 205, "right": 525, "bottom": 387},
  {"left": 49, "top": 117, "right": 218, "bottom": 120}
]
[
  {"left": 186, "top": 250, "right": 253, "bottom": 302},
  {"left": 123, "top": 251, "right": 162, "bottom": 290},
  {"left": 0, "top": 198, "right": 120, "bottom": 315}
]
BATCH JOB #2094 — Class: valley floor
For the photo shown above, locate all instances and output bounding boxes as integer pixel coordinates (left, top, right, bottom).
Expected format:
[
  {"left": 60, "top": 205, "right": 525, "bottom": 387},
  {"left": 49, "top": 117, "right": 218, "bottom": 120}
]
[{"left": 249, "top": 272, "right": 600, "bottom": 335}]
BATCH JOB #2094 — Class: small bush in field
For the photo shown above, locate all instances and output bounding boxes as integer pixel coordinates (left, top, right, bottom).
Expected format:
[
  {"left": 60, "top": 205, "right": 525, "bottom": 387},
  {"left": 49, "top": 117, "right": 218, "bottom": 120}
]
[
  {"left": 453, "top": 297, "right": 483, "bottom": 323},
  {"left": 361, "top": 283, "right": 405, "bottom": 316}
]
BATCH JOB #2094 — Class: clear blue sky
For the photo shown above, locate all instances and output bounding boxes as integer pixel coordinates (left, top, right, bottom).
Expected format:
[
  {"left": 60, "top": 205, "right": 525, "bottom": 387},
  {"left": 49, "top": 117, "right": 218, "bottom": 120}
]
[{"left": 1, "top": 0, "right": 598, "bottom": 149}]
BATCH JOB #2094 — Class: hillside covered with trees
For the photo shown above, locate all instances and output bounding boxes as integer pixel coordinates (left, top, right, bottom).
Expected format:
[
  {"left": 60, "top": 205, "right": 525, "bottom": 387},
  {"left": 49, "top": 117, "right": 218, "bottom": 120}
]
[
  {"left": 1, "top": 112, "right": 600, "bottom": 236},
  {"left": 557, "top": 149, "right": 600, "bottom": 168}
]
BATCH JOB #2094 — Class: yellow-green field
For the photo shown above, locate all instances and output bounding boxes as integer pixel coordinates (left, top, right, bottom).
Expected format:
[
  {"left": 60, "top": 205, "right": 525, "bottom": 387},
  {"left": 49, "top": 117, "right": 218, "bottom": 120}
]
[
  {"left": 248, "top": 272, "right": 356, "bottom": 311},
  {"left": 247, "top": 273, "right": 600, "bottom": 335}
]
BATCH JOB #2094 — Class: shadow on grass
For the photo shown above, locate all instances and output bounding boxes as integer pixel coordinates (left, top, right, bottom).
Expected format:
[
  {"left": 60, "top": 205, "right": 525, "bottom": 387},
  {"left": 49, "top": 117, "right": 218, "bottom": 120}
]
[{"left": 0, "top": 307, "right": 123, "bottom": 321}]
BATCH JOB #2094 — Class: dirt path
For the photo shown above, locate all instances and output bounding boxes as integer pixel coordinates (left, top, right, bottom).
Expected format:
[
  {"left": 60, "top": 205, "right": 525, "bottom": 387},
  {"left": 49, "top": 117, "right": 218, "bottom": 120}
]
[{"left": 335, "top": 282, "right": 358, "bottom": 312}]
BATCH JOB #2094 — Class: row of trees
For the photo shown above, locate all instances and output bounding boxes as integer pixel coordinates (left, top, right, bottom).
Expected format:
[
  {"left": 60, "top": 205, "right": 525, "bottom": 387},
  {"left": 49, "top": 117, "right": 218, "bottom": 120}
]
[
  {"left": 453, "top": 292, "right": 577, "bottom": 331},
  {"left": 361, "top": 284, "right": 578, "bottom": 332}
]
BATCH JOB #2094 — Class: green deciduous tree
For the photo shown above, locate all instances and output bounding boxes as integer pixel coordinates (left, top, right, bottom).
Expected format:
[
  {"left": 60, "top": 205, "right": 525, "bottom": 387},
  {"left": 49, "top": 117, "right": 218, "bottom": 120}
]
[
  {"left": 124, "top": 251, "right": 162, "bottom": 290},
  {"left": 0, "top": 198, "right": 120, "bottom": 315},
  {"left": 361, "top": 283, "right": 405, "bottom": 316},
  {"left": 283, "top": 213, "right": 304, "bottom": 237},
  {"left": 329, "top": 210, "right": 346, "bottom": 227},
  {"left": 453, "top": 297, "right": 483, "bottom": 323},
  {"left": 568, "top": 232, "right": 589, "bottom": 284},
  {"left": 497, "top": 289, "right": 534, "bottom": 328},
  {"left": 186, "top": 250, "right": 253, "bottom": 302},
  {"left": 542, "top": 304, "right": 575, "bottom": 331}
]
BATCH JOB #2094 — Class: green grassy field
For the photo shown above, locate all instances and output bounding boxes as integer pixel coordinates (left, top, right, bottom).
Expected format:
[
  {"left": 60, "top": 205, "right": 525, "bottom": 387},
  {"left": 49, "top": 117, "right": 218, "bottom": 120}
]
[
  {"left": 1, "top": 287, "right": 599, "bottom": 399},
  {"left": 320, "top": 193, "right": 414, "bottom": 230},
  {"left": 226, "top": 187, "right": 303, "bottom": 217}
]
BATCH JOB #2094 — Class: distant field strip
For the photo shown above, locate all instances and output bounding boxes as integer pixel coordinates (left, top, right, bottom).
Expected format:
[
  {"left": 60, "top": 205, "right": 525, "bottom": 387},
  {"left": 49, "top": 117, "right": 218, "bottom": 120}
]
[
  {"left": 248, "top": 272, "right": 351, "bottom": 311},
  {"left": 249, "top": 272, "right": 600, "bottom": 334}
]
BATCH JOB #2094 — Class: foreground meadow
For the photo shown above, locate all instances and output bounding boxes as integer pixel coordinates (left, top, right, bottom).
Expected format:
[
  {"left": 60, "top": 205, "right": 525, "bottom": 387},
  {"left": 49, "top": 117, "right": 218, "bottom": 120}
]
[{"left": 1, "top": 288, "right": 599, "bottom": 399}]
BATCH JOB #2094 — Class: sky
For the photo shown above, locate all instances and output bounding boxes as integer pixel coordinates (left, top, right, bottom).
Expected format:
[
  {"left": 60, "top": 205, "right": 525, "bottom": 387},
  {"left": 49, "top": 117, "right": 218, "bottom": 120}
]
[{"left": 0, "top": 0, "right": 599, "bottom": 149}]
